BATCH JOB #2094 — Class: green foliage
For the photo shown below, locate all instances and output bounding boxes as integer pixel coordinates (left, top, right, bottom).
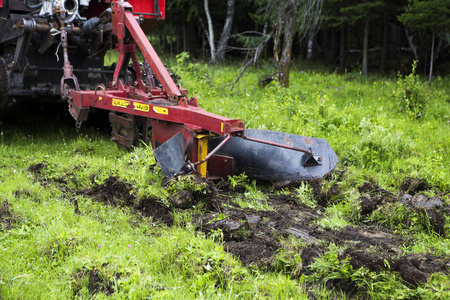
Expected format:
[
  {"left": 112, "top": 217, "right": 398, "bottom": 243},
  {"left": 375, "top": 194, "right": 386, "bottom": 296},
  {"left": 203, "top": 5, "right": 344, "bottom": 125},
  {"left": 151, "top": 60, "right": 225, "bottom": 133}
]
[
  {"left": 173, "top": 52, "right": 209, "bottom": 82},
  {"left": 398, "top": 0, "right": 450, "bottom": 34},
  {"left": 392, "top": 60, "right": 426, "bottom": 116},
  {"left": 307, "top": 244, "right": 413, "bottom": 299},
  {"left": 341, "top": 117, "right": 413, "bottom": 170},
  {"left": 166, "top": 175, "right": 209, "bottom": 195},
  {"left": 370, "top": 202, "right": 433, "bottom": 234},
  {"left": 294, "top": 182, "right": 316, "bottom": 208},
  {"left": 271, "top": 236, "right": 304, "bottom": 276},
  {"left": 227, "top": 174, "right": 272, "bottom": 211}
]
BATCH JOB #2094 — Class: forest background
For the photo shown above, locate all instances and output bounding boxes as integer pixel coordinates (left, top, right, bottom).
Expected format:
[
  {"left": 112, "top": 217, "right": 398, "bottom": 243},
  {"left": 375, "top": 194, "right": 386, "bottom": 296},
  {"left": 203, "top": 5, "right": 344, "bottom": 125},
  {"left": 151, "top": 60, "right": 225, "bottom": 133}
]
[{"left": 151, "top": 0, "right": 450, "bottom": 86}]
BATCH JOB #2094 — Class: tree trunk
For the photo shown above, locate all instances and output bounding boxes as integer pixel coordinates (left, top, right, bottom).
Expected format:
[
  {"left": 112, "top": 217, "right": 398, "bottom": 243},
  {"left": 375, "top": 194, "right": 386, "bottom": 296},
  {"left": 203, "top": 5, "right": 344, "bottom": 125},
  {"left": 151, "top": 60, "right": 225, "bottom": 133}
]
[
  {"left": 273, "top": 19, "right": 282, "bottom": 67},
  {"left": 362, "top": 20, "right": 369, "bottom": 76},
  {"left": 307, "top": 32, "right": 314, "bottom": 59},
  {"left": 339, "top": 25, "right": 347, "bottom": 71},
  {"left": 429, "top": 31, "right": 435, "bottom": 83},
  {"left": 279, "top": 0, "right": 298, "bottom": 88},
  {"left": 204, "top": 0, "right": 216, "bottom": 63},
  {"left": 183, "top": 23, "right": 186, "bottom": 53},
  {"left": 216, "top": 0, "right": 235, "bottom": 62},
  {"left": 381, "top": 13, "right": 388, "bottom": 72},
  {"left": 405, "top": 28, "right": 418, "bottom": 60}
]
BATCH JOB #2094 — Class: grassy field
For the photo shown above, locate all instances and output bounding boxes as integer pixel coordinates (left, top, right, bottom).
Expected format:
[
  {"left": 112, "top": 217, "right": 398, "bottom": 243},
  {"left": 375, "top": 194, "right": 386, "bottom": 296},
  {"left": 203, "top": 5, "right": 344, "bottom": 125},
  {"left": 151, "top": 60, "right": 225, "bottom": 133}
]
[{"left": 0, "top": 57, "right": 450, "bottom": 299}]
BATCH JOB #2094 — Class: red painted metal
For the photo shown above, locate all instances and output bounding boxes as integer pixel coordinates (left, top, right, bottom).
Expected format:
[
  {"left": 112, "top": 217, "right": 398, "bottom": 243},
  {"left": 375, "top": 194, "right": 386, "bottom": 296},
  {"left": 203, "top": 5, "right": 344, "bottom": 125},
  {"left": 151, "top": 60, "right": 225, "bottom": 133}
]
[
  {"left": 123, "top": 9, "right": 179, "bottom": 98},
  {"left": 69, "top": 89, "right": 245, "bottom": 136},
  {"left": 128, "top": 0, "right": 165, "bottom": 20},
  {"left": 67, "top": 0, "right": 244, "bottom": 178},
  {"left": 207, "top": 154, "right": 234, "bottom": 179}
]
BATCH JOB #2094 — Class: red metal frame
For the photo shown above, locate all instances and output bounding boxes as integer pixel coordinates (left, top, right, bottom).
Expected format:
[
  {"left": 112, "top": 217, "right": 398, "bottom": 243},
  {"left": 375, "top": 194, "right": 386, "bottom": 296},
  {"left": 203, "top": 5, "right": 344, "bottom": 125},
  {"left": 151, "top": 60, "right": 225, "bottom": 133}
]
[
  {"left": 70, "top": 89, "right": 245, "bottom": 136},
  {"left": 68, "top": 0, "right": 245, "bottom": 167},
  {"left": 65, "top": 0, "right": 323, "bottom": 179},
  {"left": 129, "top": 0, "right": 165, "bottom": 20}
]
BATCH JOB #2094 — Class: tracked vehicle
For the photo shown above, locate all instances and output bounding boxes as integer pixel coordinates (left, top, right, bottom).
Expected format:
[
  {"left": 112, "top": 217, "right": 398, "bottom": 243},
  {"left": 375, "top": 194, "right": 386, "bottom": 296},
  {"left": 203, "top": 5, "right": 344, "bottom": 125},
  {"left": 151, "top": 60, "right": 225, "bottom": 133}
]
[{"left": 0, "top": 0, "right": 337, "bottom": 182}]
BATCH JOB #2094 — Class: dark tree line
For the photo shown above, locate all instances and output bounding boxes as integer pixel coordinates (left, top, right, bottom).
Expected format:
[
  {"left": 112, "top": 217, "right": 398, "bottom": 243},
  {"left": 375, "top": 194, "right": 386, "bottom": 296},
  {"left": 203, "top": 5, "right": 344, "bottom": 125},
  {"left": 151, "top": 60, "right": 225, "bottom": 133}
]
[{"left": 150, "top": 0, "right": 450, "bottom": 84}]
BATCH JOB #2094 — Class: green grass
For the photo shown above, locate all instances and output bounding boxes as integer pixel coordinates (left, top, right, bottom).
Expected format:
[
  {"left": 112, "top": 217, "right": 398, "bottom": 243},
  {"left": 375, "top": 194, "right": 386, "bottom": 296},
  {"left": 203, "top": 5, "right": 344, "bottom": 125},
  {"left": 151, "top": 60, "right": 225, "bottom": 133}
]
[
  {"left": 0, "top": 127, "right": 308, "bottom": 299},
  {"left": 172, "top": 57, "right": 450, "bottom": 191},
  {"left": 1, "top": 56, "right": 450, "bottom": 298}
]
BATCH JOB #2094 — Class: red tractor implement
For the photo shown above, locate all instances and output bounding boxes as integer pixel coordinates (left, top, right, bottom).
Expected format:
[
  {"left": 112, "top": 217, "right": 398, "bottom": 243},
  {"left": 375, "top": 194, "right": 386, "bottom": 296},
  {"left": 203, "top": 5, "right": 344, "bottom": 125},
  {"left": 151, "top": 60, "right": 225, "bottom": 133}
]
[{"left": 0, "top": 0, "right": 337, "bottom": 182}]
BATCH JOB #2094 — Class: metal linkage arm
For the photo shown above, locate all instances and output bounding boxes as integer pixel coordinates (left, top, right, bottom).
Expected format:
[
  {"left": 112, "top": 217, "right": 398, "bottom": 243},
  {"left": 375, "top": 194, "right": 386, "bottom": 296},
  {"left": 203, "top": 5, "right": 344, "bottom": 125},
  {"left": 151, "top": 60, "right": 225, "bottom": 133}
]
[{"left": 113, "top": 2, "right": 181, "bottom": 99}]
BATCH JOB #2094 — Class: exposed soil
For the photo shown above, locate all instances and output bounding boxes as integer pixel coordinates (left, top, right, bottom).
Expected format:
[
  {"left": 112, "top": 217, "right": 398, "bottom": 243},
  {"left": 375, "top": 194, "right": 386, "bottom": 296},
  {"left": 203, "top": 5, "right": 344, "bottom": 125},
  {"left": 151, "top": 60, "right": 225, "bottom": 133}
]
[
  {"left": 191, "top": 176, "right": 449, "bottom": 291},
  {"left": 72, "top": 267, "right": 119, "bottom": 297},
  {"left": 0, "top": 200, "right": 15, "bottom": 231},
  {"left": 78, "top": 176, "right": 134, "bottom": 207},
  {"left": 35, "top": 169, "right": 450, "bottom": 296},
  {"left": 135, "top": 196, "right": 173, "bottom": 226},
  {"left": 77, "top": 176, "right": 173, "bottom": 226}
]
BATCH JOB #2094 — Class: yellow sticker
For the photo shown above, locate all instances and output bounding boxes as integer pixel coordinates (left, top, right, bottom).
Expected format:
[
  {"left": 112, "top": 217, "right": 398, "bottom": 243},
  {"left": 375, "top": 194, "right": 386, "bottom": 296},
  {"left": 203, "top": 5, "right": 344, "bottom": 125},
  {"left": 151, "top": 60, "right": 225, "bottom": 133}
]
[
  {"left": 221, "top": 122, "right": 224, "bottom": 133},
  {"left": 99, "top": 96, "right": 102, "bottom": 101},
  {"left": 112, "top": 98, "right": 130, "bottom": 108},
  {"left": 133, "top": 102, "right": 149, "bottom": 112},
  {"left": 153, "top": 106, "right": 169, "bottom": 115}
]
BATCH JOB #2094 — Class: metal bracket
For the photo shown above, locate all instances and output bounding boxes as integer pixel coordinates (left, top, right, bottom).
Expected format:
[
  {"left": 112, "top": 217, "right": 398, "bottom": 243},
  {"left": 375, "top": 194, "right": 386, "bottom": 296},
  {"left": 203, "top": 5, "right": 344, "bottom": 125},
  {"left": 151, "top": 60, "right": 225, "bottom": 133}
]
[
  {"left": 302, "top": 152, "right": 322, "bottom": 167},
  {"left": 13, "top": 18, "right": 36, "bottom": 73}
]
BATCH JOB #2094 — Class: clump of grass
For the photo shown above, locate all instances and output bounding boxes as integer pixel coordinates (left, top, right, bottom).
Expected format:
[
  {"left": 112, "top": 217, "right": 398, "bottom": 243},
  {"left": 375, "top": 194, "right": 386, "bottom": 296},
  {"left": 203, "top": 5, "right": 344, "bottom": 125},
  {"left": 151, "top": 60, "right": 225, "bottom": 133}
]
[
  {"left": 317, "top": 193, "right": 361, "bottom": 230},
  {"left": 369, "top": 202, "right": 433, "bottom": 234},
  {"left": 306, "top": 243, "right": 412, "bottom": 299},
  {"left": 271, "top": 236, "right": 305, "bottom": 276},
  {"left": 294, "top": 182, "right": 316, "bottom": 208},
  {"left": 227, "top": 174, "right": 273, "bottom": 211}
]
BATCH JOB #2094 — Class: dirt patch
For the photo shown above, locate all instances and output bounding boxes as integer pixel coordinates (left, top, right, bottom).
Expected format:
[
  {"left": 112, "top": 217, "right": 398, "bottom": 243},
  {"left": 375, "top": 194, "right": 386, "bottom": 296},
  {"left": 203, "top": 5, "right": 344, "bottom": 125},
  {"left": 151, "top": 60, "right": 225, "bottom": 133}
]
[
  {"left": 28, "top": 162, "right": 46, "bottom": 174},
  {"left": 78, "top": 176, "right": 134, "bottom": 206},
  {"left": 77, "top": 176, "right": 173, "bottom": 226},
  {"left": 0, "top": 200, "right": 15, "bottom": 231},
  {"left": 401, "top": 177, "right": 429, "bottom": 195},
  {"left": 68, "top": 173, "right": 450, "bottom": 296},
  {"left": 196, "top": 194, "right": 319, "bottom": 266},
  {"left": 192, "top": 181, "right": 450, "bottom": 293},
  {"left": 136, "top": 197, "right": 173, "bottom": 226},
  {"left": 72, "top": 268, "right": 119, "bottom": 297}
]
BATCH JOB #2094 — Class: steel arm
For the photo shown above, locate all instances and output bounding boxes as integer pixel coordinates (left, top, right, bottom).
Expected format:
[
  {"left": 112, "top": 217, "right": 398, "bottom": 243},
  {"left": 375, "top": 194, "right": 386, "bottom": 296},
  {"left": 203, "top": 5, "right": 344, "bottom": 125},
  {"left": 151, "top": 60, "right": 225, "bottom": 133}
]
[{"left": 123, "top": 8, "right": 181, "bottom": 99}]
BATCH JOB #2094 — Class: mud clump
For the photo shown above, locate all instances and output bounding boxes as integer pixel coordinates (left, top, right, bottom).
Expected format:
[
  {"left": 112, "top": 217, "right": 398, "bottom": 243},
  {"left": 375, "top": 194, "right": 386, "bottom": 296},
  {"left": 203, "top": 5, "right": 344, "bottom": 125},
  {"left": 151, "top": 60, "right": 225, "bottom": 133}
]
[
  {"left": 164, "top": 175, "right": 216, "bottom": 209},
  {"left": 401, "top": 193, "right": 446, "bottom": 235},
  {"left": 422, "top": 208, "right": 446, "bottom": 236},
  {"left": 88, "top": 269, "right": 116, "bottom": 295},
  {"left": 0, "top": 200, "right": 15, "bottom": 231},
  {"left": 401, "top": 177, "right": 429, "bottom": 195},
  {"left": 78, "top": 176, "right": 173, "bottom": 226},
  {"left": 79, "top": 176, "right": 134, "bottom": 206},
  {"left": 72, "top": 268, "right": 118, "bottom": 297},
  {"left": 226, "top": 239, "right": 278, "bottom": 266},
  {"left": 358, "top": 196, "right": 383, "bottom": 215},
  {"left": 136, "top": 197, "right": 173, "bottom": 226},
  {"left": 197, "top": 213, "right": 251, "bottom": 242},
  {"left": 28, "top": 162, "right": 46, "bottom": 174},
  {"left": 391, "top": 254, "right": 449, "bottom": 286}
]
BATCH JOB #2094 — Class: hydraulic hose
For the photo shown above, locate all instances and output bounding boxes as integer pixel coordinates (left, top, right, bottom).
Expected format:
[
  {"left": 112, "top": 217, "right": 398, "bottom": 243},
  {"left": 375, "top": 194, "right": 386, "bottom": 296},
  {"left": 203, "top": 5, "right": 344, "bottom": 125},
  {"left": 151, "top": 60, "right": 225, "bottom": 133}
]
[{"left": 24, "top": 0, "right": 43, "bottom": 10}]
